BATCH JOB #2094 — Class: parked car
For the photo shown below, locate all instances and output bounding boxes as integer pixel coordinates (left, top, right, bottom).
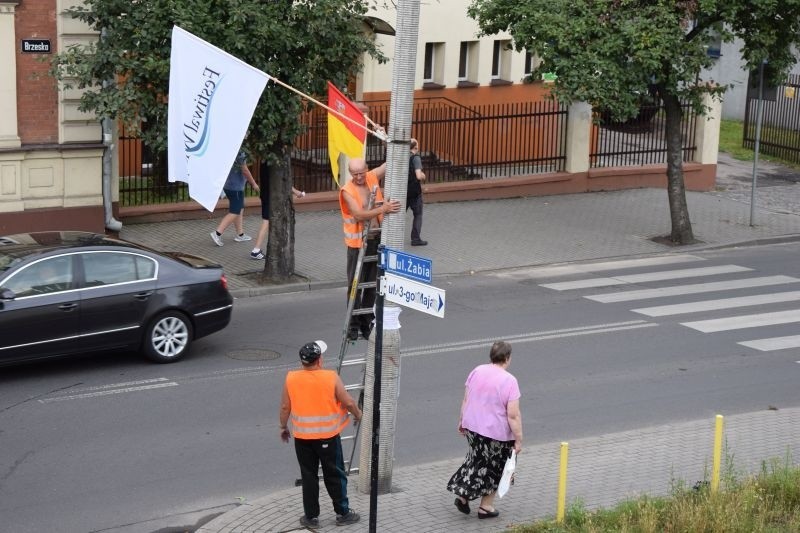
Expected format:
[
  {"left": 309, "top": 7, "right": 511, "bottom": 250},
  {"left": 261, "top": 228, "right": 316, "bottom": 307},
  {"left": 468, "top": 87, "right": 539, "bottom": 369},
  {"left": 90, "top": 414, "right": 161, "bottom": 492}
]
[{"left": 0, "top": 231, "right": 233, "bottom": 365}]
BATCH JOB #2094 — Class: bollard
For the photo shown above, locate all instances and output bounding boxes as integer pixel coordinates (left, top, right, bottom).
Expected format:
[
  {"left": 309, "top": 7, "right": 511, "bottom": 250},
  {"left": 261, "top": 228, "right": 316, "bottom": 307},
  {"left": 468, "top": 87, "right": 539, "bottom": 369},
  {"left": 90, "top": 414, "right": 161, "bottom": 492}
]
[
  {"left": 556, "top": 441, "right": 569, "bottom": 523},
  {"left": 711, "top": 414, "right": 724, "bottom": 493}
]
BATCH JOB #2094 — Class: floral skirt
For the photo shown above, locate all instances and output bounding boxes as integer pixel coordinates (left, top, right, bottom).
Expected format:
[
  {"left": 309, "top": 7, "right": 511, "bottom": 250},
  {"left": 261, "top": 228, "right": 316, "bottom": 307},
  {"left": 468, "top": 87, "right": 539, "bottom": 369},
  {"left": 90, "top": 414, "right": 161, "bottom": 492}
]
[{"left": 446, "top": 429, "right": 513, "bottom": 501}]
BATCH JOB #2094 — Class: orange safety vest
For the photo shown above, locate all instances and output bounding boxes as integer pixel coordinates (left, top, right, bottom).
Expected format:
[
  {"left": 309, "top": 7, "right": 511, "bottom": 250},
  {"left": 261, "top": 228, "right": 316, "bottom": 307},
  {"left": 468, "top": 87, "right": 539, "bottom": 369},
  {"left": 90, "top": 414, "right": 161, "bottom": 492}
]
[
  {"left": 339, "top": 170, "right": 384, "bottom": 248},
  {"left": 285, "top": 368, "right": 350, "bottom": 440}
]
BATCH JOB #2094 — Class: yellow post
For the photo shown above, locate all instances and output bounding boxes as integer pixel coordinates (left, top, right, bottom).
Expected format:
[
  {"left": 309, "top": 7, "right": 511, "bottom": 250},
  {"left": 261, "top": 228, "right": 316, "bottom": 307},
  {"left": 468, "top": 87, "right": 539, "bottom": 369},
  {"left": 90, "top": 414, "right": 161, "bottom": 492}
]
[
  {"left": 556, "top": 441, "right": 569, "bottom": 523},
  {"left": 711, "top": 414, "right": 724, "bottom": 493}
]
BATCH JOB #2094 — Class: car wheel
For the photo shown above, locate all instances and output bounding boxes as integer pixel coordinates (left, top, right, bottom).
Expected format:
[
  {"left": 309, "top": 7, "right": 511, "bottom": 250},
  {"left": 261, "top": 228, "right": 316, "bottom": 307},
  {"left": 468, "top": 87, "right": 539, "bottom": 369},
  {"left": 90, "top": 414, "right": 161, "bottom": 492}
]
[{"left": 143, "top": 311, "right": 193, "bottom": 363}]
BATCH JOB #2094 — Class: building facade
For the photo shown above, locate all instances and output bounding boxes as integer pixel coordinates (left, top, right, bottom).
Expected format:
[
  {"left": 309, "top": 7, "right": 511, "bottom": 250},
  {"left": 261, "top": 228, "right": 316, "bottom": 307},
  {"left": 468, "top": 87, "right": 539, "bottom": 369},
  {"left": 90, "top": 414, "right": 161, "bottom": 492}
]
[
  {"left": 360, "top": 1, "right": 550, "bottom": 106},
  {"left": 0, "top": 0, "right": 106, "bottom": 235}
]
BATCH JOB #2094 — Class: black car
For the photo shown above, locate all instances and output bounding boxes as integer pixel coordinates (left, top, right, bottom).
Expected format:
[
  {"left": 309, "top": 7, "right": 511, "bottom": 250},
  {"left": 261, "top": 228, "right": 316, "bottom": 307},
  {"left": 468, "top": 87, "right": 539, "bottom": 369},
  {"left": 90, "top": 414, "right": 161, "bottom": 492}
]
[{"left": 0, "top": 231, "right": 233, "bottom": 365}]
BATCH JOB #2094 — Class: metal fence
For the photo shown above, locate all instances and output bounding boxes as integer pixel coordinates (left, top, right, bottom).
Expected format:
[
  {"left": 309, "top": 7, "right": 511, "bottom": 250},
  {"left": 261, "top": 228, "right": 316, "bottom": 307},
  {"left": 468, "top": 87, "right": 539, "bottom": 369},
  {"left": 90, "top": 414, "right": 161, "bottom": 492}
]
[
  {"left": 743, "top": 73, "right": 800, "bottom": 164},
  {"left": 590, "top": 100, "right": 698, "bottom": 168},
  {"left": 119, "top": 99, "right": 568, "bottom": 205},
  {"left": 292, "top": 98, "right": 569, "bottom": 193}
]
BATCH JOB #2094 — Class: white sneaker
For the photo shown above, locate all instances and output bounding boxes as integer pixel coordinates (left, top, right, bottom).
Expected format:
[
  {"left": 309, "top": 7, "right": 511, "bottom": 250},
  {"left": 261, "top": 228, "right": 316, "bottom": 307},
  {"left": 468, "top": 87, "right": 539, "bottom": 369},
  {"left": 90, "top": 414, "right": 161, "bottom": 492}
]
[
  {"left": 210, "top": 231, "right": 223, "bottom": 246},
  {"left": 234, "top": 233, "right": 252, "bottom": 242}
]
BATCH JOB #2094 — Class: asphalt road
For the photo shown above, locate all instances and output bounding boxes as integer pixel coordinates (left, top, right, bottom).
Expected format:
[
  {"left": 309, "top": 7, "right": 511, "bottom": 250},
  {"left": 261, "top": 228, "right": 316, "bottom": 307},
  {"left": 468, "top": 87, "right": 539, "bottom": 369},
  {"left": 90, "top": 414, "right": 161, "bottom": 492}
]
[{"left": 1, "top": 242, "right": 799, "bottom": 532}]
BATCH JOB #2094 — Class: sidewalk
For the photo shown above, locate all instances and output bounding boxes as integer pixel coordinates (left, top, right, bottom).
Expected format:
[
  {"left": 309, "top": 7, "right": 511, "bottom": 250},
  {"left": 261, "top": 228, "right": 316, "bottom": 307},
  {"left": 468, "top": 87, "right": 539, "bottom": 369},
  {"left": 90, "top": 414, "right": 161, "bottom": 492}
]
[
  {"left": 197, "top": 408, "right": 800, "bottom": 532},
  {"left": 119, "top": 154, "right": 800, "bottom": 299},
  {"left": 119, "top": 154, "right": 800, "bottom": 532}
]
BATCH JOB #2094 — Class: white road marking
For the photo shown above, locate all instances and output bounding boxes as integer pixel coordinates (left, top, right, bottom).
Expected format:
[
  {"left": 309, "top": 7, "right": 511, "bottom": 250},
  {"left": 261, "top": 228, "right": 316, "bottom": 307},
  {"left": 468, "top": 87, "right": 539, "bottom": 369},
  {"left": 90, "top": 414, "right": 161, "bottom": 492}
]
[
  {"left": 400, "top": 320, "right": 657, "bottom": 358},
  {"left": 739, "top": 335, "right": 800, "bottom": 352},
  {"left": 541, "top": 265, "right": 752, "bottom": 291},
  {"left": 39, "top": 381, "right": 179, "bottom": 403},
  {"left": 587, "top": 275, "right": 800, "bottom": 303},
  {"left": 632, "top": 291, "right": 800, "bottom": 317},
  {"left": 682, "top": 309, "right": 800, "bottom": 333},
  {"left": 491, "top": 255, "right": 705, "bottom": 279}
]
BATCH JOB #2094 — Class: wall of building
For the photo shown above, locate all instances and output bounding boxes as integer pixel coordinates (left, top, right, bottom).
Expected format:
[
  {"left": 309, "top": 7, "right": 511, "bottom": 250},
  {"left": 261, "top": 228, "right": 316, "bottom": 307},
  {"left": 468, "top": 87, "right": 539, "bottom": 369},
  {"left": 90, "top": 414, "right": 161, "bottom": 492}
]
[
  {"left": 361, "top": 1, "right": 544, "bottom": 106},
  {"left": 0, "top": 0, "right": 106, "bottom": 235}
]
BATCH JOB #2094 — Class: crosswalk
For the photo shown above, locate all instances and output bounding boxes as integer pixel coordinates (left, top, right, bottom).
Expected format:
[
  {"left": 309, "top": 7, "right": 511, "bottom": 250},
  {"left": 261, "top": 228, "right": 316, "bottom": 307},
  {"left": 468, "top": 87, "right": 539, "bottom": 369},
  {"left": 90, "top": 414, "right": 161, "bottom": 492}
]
[{"left": 530, "top": 254, "right": 800, "bottom": 353}]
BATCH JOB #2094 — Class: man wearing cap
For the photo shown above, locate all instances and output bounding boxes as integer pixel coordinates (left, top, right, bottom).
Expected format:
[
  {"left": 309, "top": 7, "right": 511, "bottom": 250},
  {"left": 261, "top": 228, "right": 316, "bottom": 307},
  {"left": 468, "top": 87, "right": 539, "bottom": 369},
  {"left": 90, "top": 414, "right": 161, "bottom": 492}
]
[{"left": 279, "top": 340, "right": 363, "bottom": 528}]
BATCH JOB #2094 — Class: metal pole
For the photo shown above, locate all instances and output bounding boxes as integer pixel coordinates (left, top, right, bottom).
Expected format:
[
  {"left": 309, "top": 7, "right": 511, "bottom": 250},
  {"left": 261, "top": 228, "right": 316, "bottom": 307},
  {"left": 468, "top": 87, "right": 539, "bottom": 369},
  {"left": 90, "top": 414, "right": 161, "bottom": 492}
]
[
  {"left": 368, "top": 254, "right": 385, "bottom": 533},
  {"left": 750, "top": 59, "right": 766, "bottom": 226}
]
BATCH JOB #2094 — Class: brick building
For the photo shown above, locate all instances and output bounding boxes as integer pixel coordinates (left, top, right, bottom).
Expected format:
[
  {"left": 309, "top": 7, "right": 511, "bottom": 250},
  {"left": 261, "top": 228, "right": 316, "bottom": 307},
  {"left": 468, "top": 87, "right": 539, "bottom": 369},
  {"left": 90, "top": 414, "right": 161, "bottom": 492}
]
[{"left": 0, "top": 0, "right": 107, "bottom": 234}]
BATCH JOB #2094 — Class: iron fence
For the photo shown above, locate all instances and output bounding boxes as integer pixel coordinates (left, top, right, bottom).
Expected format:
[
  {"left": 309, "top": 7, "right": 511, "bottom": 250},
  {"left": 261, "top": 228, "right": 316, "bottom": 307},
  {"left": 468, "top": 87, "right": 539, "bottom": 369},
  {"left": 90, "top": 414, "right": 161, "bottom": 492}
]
[
  {"left": 118, "top": 99, "right": 607, "bottom": 205},
  {"left": 590, "top": 100, "right": 698, "bottom": 168},
  {"left": 743, "top": 73, "right": 800, "bottom": 164}
]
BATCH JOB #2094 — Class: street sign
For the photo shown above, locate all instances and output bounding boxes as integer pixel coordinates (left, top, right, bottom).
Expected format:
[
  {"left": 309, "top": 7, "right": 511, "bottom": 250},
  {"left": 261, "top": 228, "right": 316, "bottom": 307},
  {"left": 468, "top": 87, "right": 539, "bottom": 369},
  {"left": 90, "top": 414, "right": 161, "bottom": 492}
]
[
  {"left": 380, "top": 272, "right": 445, "bottom": 318},
  {"left": 381, "top": 247, "right": 432, "bottom": 284}
]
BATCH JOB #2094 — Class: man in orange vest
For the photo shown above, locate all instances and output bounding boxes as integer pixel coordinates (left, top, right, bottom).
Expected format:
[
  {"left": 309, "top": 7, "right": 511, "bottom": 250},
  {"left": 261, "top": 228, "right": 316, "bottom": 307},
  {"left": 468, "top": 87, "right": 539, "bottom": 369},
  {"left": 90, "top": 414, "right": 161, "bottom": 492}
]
[
  {"left": 339, "top": 157, "right": 400, "bottom": 340},
  {"left": 279, "top": 340, "right": 363, "bottom": 528}
]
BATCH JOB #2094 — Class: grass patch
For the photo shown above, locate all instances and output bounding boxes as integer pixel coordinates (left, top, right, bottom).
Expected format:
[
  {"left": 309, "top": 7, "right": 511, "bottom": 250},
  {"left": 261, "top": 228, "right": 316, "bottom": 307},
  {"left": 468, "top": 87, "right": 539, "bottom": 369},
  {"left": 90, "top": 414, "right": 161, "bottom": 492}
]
[
  {"left": 719, "top": 120, "right": 800, "bottom": 170},
  {"left": 512, "top": 456, "right": 800, "bottom": 533}
]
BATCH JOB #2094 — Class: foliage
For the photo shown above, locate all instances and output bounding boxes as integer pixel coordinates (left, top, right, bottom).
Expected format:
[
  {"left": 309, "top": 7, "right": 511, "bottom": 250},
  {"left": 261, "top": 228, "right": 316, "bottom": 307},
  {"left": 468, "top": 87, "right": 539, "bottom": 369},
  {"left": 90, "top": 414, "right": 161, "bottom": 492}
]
[
  {"left": 50, "top": 0, "right": 385, "bottom": 163},
  {"left": 467, "top": 0, "right": 800, "bottom": 122},
  {"left": 512, "top": 457, "right": 800, "bottom": 532},
  {"left": 467, "top": 0, "right": 800, "bottom": 244}
]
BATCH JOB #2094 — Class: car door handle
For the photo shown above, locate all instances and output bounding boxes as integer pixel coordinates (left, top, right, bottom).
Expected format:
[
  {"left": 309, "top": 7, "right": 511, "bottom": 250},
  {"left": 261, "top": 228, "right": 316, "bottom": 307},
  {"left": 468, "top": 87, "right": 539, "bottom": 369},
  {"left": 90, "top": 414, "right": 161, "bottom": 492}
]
[
  {"left": 134, "top": 291, "right": 154, "bottom": 300},
  {"left": 59, "top": 302, "right": 78, "bottom": 311}
]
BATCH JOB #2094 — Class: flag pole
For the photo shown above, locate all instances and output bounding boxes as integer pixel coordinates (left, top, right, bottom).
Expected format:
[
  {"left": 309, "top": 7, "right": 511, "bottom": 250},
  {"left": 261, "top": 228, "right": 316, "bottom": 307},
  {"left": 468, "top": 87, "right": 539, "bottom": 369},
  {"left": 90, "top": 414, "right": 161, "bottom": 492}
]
[{"left": 269, "top": 77, "right": 387, "bottom": 141}]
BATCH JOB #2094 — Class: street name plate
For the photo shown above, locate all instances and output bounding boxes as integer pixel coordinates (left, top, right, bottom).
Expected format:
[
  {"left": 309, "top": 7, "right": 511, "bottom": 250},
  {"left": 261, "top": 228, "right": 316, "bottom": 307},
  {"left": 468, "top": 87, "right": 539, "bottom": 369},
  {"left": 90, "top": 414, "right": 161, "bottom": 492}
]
[
  {"left": 381, "top": 247, "right": 432, "bottom": 284},
  {"left": 380, "top": 272, "right": 445, "bottom": 318}
]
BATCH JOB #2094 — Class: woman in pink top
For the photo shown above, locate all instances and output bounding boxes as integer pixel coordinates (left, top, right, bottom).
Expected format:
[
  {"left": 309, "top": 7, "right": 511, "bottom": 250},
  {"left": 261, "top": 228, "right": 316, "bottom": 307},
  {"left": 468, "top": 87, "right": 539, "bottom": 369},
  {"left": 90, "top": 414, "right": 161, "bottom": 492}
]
[{"left": 447, "top": 341, "right": 523, "bottom": 519}]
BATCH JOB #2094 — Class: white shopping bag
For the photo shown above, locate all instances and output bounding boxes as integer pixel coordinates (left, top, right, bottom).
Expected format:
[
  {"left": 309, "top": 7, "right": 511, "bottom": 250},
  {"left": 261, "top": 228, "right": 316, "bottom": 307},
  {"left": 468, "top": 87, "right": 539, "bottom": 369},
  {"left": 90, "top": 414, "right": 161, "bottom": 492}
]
[{"left": 497, "top": 450, "right": 516, "bottom": 498}]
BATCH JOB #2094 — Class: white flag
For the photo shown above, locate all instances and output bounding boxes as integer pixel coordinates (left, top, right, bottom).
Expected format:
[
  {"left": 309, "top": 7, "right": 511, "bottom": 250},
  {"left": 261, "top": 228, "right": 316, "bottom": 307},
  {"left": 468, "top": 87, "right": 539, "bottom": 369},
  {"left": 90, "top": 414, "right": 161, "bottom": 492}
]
[{"left": 168, "top": 26, "right": 270, "bottom": 212}]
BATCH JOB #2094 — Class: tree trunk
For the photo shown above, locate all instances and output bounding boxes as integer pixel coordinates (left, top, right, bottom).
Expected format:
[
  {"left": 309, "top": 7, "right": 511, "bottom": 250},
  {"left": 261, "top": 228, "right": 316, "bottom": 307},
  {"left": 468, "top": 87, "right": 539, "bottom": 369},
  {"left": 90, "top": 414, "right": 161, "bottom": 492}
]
[
  {"left": 262, "top": 150, "right": 295, "bottom": 281},
  {"left": 661, "top": 91, "right": 695, "bottom": 244}
]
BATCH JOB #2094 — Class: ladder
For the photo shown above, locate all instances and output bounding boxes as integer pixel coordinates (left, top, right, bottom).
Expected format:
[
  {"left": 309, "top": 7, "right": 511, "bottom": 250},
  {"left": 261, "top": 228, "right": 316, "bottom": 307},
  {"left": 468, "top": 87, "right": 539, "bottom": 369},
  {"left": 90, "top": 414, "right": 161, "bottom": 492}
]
[{"left": 335, "top": 184, "right": 380, "bottom": 476}]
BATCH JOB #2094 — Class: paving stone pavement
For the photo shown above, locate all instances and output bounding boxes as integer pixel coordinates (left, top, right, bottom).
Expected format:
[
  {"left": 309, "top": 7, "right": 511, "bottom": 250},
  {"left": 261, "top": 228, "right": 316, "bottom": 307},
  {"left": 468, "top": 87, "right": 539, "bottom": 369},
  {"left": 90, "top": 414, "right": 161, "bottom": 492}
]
[
  {"left": 119, "top": 154, "right": 800, "bottom": 299},
  {"left": 118, "top": 154, "right": 800, "bottom": 532},
  {"left": 197, "top": 408, "right": 800, "bottom": 532}
]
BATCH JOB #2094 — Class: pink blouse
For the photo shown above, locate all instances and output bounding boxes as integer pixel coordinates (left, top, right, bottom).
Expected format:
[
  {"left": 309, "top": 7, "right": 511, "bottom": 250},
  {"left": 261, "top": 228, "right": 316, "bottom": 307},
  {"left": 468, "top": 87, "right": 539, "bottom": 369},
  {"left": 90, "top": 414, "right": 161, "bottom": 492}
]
[{"left": 460, "top": 363, "right": 521, "bottom": 442}]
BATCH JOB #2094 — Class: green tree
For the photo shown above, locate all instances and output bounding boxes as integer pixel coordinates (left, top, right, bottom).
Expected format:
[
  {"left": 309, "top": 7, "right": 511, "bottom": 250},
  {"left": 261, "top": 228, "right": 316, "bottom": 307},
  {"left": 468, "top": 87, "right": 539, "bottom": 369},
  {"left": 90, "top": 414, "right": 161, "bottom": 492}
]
[
  {"left": 51, "top": 0, "right": 384, "bottom": 280},
  {"left": 468, "top": 0, "right": 800, "bottom": 244}
]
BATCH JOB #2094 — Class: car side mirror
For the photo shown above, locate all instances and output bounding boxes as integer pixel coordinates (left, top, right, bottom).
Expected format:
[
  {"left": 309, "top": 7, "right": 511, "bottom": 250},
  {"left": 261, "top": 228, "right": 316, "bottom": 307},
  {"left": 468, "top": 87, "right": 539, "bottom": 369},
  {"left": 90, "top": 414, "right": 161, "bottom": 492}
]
[{"left": 0, "top": 288, "right": 15, "bottom": 301}]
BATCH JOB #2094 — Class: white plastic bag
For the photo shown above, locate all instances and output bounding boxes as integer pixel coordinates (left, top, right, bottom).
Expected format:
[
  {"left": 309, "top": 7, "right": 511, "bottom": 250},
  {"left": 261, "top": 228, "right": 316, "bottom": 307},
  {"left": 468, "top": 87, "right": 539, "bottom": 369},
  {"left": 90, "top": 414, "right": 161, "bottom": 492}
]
[{"left": 497, "top": 450, "right": 516, "bottom": 498}]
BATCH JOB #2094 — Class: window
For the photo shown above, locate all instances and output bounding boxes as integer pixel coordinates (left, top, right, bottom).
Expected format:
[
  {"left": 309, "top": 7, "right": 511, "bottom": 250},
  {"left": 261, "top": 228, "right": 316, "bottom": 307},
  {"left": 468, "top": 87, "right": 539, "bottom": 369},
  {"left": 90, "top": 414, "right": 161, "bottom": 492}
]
[
  {"left": 82, "top": 252, "right": 155, "bottom": 287},
  {"left": 458, "top": 41, "right": 479, "bottom": 87},
  {"left": 2, "top": 256, "right": 74, "bottom": 297},
  {"left": 524, "top": 51, "right": 534, "bottom": 76},
  {"left": 423, "top": 42, "right": 445, "bottom": 88},
  {"left": 491, "top": 39, "right": 513, "bottom": 84}
]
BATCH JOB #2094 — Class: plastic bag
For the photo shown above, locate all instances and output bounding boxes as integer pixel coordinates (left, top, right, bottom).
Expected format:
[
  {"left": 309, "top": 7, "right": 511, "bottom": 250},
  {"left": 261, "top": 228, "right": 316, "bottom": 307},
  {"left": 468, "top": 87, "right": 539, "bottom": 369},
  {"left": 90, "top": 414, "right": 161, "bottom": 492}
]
[{"left": 497, "top": 450, "right": 516, "bottom": 498}]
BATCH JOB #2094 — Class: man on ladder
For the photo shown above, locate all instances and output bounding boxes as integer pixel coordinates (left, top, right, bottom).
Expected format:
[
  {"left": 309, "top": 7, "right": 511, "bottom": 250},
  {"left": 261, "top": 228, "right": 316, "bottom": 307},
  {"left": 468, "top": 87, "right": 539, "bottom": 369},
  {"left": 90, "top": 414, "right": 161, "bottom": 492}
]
[{"left": 339, "top": 157, "right": 400, "bottom": 340}]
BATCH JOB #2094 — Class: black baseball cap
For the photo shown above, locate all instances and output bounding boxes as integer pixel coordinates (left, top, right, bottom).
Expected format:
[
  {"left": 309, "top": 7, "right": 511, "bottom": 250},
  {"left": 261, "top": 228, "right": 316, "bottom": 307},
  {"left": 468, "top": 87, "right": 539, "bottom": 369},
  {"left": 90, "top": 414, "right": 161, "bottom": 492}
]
[{"left": 299, "top": 340, "right": 327, "bottom": 363}]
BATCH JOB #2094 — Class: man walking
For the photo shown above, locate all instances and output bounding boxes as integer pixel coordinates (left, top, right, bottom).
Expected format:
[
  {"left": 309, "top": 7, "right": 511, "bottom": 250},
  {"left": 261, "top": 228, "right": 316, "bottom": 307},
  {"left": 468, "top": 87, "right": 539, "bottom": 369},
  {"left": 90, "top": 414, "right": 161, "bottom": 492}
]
[
  {"left": 280, "top": 340, "right": 363, "bottom": 528},
  {"left": 407, "top": 138, "right": 427, "bottom": 246},
  {"left": 339, "top": 157, "right": 400, "bottom": 340}
]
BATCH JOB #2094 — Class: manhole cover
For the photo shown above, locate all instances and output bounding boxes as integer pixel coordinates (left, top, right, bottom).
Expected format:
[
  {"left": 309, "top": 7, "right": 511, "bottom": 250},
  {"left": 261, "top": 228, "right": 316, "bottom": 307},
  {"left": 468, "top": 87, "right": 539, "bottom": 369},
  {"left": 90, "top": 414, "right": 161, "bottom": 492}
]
[{"left": 227, "top": 349, "right": 281, "bottom": 361}]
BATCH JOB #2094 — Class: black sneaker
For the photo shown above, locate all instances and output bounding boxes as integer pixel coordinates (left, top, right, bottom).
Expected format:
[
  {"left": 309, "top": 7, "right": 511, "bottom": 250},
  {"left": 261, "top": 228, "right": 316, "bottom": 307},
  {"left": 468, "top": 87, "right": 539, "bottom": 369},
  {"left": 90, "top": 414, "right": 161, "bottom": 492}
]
[
  {"left": 299, "top": 515, "right": 319, "bottom": 529},
  {"left": 411, "top": 239, "right": 428, "bottom": 246},
  {"left": 336, "top": 510, "right": 360, "bottom": 526}
]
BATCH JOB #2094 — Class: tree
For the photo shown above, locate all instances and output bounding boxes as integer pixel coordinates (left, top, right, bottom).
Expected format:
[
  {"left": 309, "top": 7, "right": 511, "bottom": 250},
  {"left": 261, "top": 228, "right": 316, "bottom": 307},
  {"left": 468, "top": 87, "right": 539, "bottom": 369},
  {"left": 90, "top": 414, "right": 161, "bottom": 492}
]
[
  {"left": 51, "top": 0, "right": 384, "bottom": 280},
  {"left": 468, "top": 0, "right": 800, "bottom": 244}
]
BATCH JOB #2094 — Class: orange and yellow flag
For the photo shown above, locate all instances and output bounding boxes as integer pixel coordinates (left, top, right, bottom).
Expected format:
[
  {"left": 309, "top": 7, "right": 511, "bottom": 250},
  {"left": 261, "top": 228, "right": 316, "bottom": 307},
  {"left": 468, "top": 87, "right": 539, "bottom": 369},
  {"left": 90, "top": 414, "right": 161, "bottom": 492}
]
[{"left": 327, "top": 82, "right": 366, "bottom": 186}]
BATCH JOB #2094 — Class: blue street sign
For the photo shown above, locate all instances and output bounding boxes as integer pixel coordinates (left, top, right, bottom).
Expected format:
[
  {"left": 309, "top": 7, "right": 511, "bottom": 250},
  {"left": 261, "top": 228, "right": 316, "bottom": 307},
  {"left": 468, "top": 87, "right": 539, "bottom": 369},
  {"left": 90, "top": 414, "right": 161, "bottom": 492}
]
[{"left": 381, "top": 247, "right": 432, "bottom": 284}]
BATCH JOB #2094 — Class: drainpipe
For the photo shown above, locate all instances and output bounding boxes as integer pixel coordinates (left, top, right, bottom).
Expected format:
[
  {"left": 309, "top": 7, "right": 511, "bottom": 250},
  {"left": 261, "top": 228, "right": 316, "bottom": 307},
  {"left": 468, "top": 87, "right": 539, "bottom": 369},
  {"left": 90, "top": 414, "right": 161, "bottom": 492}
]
[
  {"left": 100, "top": 27, "right": 122, "bottom": 233},
  {"left": 102, "top": 115, "right": 122, "bottom": 232}
]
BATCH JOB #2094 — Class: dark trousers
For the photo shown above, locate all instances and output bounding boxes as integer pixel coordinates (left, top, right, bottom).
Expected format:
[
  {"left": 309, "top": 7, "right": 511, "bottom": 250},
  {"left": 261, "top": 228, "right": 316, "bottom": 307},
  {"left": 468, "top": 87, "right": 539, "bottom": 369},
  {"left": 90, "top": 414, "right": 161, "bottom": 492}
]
[
  {"left": 294, "top": 434, "right": 350, "bottom": 519},
  {"left": 345, "top": 236, "right": 379, "bottom": 334},
  {"left": 406, "top": 195, "right": 423, "bottom": 242}
]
